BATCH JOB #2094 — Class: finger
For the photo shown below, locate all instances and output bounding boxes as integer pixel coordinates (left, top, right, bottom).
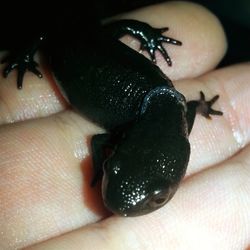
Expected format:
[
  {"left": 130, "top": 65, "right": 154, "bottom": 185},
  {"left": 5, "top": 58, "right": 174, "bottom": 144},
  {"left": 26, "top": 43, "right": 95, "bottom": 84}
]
[
  {"left": 0, "top": 111, "right": 107, "bottom": 249},
  {"left": 0, "top": 1, "right": 227, "bottom": 124},
  {"left": 25, "top": 143, "right": 250, "bottom": 250},
  {"left": 174, "top": 62, "right": 250, "bottom": 176},
  {"left": 1, "top": 63, "right": 250, "bottom": 248},
  {"left": 115, "top": 1, "right": 227, "bottom": 80},
  {"left": 0, "top": 64, "right": 250, "bottom": 250}
]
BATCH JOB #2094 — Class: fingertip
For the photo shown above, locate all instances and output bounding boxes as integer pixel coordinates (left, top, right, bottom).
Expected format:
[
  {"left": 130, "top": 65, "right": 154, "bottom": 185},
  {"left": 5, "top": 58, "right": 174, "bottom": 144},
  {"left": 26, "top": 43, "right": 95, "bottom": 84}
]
[
  {"left": 157, "top": 1, "right": 228, "bottom": 79},
  {"left": 116, "top": 1, "right": 228, "bottom": 80}
]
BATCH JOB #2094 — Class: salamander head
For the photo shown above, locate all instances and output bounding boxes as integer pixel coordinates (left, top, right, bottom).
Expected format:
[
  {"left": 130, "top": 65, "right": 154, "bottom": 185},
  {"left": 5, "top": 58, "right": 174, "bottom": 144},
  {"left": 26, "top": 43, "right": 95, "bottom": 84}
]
[{"left": 102, "top": 132, "right": 190, "bottom": 216}]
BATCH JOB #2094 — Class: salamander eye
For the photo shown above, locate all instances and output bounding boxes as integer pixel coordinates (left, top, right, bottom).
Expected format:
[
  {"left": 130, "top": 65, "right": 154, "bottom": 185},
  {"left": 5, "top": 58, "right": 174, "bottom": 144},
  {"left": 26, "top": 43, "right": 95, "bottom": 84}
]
[
  {"left": 148, "top": 190, "right": 168, "bottom": 208},
  {"left": 153, "top": 197, "right": 166, "bottom": 205}
]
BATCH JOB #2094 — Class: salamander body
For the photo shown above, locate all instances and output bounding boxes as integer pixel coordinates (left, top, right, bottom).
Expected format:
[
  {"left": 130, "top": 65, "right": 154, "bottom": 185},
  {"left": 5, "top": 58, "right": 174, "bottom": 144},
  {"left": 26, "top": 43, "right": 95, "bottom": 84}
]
[{"left": 1, "top": 9, "right": 222, "bottom": 216}]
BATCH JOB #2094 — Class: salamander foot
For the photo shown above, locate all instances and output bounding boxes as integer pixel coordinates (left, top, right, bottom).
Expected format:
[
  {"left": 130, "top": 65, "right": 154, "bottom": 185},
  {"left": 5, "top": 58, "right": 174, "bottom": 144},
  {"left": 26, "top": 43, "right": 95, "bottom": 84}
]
[
  {"left": 196, "top": 91, "right": 223, "bottom": 119},
  {"left": 2, "top": 53, "right": 42, "bottom": 89},
  {"left": 139, "top": 27, "right": 182, "bottom": 65}
]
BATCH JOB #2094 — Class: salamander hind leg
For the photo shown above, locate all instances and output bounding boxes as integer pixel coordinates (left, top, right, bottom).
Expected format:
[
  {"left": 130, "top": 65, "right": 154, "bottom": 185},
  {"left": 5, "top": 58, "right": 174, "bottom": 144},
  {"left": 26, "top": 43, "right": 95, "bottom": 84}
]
[
  {"left": 138, "top": 25, "right": 182, "bottom": 66},
  {"left": 102, "top": 19, "right": 182, "bottom": 65},
  {"left": 1, "top": 36, "right": 44, "bottom": 89}
]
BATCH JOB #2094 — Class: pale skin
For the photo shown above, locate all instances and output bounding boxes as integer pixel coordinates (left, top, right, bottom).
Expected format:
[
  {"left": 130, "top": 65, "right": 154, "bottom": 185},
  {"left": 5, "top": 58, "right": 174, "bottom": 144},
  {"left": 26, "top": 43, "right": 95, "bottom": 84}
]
[{"left": 0, "top": 1, "right": 249, "bottom": 249}]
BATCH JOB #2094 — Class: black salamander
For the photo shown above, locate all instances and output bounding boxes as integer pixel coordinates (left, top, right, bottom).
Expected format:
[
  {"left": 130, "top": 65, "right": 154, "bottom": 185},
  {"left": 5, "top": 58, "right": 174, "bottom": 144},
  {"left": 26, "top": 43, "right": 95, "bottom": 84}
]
[{"left": 1, "top": 16, "right": 222, "bottom": 216}]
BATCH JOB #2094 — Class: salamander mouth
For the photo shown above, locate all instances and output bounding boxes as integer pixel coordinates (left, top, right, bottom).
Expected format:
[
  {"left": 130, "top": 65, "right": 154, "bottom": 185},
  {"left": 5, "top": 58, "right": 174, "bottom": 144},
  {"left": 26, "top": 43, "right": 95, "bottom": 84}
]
[
  {"left": 103, "top": 187, "right": 177, "bottom": 217},
  {"left": 107, "top": 198, "right": 167, "bottom": 217}
]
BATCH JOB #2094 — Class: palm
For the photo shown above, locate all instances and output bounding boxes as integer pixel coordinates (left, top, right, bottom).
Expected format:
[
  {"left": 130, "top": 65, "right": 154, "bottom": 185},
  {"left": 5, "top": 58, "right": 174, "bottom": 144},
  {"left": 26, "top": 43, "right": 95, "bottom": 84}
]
[{"left": 0, "top": 2, "right": 249, "bottom": 250}]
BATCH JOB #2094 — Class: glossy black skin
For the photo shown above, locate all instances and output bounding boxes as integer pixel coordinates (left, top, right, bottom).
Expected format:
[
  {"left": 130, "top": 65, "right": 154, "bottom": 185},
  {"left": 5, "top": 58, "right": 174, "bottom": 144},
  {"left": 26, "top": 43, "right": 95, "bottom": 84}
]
[{"left": 1, "top": 14, "right": 222, "bottom": 216}]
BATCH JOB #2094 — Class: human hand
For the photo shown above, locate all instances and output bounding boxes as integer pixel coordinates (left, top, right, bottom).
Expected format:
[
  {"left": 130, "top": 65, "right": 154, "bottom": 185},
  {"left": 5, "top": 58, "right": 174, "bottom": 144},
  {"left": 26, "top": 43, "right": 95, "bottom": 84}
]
[{"left": 0, "top": 1, "right": 249, "bottom": 249}]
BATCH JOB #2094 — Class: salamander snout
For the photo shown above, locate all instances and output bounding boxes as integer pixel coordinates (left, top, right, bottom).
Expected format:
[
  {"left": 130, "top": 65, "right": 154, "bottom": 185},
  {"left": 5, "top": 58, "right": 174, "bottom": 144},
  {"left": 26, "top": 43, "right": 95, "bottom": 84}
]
[
  {"left": 102, "top": 171, "right": 178, "bottom": 216},
  {"left": 101, "top": 134, "right": 190, "bottom": 216}
]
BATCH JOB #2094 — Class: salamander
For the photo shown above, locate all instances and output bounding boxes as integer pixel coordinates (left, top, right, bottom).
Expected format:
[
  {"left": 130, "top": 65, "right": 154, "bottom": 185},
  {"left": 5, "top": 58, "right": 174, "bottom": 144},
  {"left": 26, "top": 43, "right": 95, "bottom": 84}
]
[{"left": 1, "top": 8, "right": 222, "bottom": 216}]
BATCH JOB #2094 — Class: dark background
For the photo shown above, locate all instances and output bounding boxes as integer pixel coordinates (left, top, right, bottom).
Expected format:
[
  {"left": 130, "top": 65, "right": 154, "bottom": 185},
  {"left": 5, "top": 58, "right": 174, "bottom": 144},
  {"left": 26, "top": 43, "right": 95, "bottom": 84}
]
[{"left": 95, "top": 0, "right": 250, "bottom": 67}]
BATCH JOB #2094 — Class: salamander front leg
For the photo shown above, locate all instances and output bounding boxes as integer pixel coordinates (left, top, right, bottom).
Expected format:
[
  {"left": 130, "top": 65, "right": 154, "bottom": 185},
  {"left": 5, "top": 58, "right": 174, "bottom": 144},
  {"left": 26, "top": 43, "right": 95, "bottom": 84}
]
[
  {"left": 91, "top": 133, "right": 113, "bottom": 187},
  {"left": 102, "top": 19, "right": 182, "bottom": 65},
  {"left": 186, "top": 91, "right": 223, "bottom": 134}
]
